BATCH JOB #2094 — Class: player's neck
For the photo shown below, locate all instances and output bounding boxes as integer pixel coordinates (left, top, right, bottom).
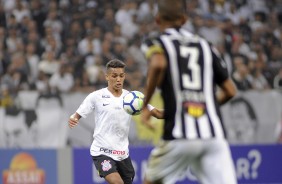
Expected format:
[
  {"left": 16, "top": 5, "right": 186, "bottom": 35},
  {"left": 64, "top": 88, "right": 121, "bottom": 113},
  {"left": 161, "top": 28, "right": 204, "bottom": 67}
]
[{"left": 107, "top": 87, "right": 122, "bottom": 97}]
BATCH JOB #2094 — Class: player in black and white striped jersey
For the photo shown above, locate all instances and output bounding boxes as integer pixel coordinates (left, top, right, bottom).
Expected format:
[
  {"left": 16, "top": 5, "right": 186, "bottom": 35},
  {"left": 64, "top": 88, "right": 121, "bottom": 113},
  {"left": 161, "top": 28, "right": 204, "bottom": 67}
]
[{"left": 141, "top": 0, "right": 237, "bottom": 184}]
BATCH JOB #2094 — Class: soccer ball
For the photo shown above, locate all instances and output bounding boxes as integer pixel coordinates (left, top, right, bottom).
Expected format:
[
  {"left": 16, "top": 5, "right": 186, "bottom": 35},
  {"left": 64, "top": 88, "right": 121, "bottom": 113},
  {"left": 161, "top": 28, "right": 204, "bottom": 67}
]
[{"left": 123, "top": 91, "right": 144, "bottom": 115}]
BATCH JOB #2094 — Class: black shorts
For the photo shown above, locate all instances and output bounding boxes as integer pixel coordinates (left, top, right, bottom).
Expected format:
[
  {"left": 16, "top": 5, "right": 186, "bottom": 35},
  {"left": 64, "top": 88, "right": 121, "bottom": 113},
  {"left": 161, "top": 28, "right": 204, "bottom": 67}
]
[{"left": 92, "top": 155, "right": 135, "bottom": 184}]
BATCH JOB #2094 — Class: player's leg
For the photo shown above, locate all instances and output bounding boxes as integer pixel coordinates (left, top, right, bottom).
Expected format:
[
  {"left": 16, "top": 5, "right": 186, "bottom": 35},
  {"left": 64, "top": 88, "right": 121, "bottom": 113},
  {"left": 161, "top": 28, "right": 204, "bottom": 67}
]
[
  {"left": 92, "top": 155, "right": 124, "bottom": 184},
  {"left": 144, "top": 140, "right": 193, "bottom": 184},
  {"left": 194, "top": 139, "right": 237, "bottom": 184},
  {"left": 105, "top": 173, "right": 124, "bottom": 184},
  {"left": 116, "top": 156, "right": 135, "bottom": 184}
]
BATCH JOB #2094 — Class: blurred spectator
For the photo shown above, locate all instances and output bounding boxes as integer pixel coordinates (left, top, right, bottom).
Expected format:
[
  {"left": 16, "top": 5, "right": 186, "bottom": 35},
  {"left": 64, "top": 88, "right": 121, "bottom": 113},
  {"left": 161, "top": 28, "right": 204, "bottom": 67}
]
[
  {"left": 12, "top": 0, "right": 30, "bottom": 23},
  {"left": 120, "top": 11, "right": 139, "bottom": 40},
  {"left": 8, "top": 52, "right": 29, "bottom": 89},
  {"left": 30, "top": 0, "right": 46, "bottom": 36},
  {"left": 85, "top": 55, "right": 104, "bottom": 84},
  {"left": 60, "top": 44, "right": 80, "bottom": 65},
  {"left": 273, "top": 68, "right": 282, "bottom": 91},
  {"left": 38, "top": 50, "right": 60, "bottom": 77},
  {"left": 35, "top": 71, "right": 50, "bottom": 95},
  {"left": 97, "top": 8, "right": 116, "bottom": 33},
  {"left": 20, "top": 17, "right": 33, "bottom": 42},
  {"left": 225, "top": 2, "right": 244, "bottom": 26},
  {"left": 137, "top": 0, "right": 156, "bottom": 23},
  {"left": 112, "top": 40, "right": 127, "bottom": 61},
  {"left": 100, "top": 40, "right": 114, "bottom": 65},
  {"left": 73, "top": 68, "right": 95, "bottom": 93},
  {"left": 78, "top": 29, "right": 101, "bottom": 56},
  {"left": 112, "top": 24, "right": 127, "bottom": 46},
  {"left": 231, "top": 31, "right": 251, "bottom": 56},
  {"left": 41, "top": 26, "right": 62, "bottom": 55},
  {"left": 26, "top": 29, "right": 43, "bottom": 56},
  {"left": 1, "top": 69, "right": 27, "bottom": 97},
  {"left": 82, "top": 18, "right": 94, "bottom": 37},
  {"left": 0, "top": 4, "right": 7, "bottom": 27},
  {"left": 25, "top": 42, "right": 39, "bottom": 87},
  {"left": 251, "top": 68, "right": 271, "bottom": 91},
  {"left": 6, "top": 26, "right": 23, "bottom": 54},
  {"left": 0, "top": 26, "right": 5, "bottom": 48},
  {"left": 49, "top": 63, "right": 74, "bottom": 94},
  {"left": 92, "top": 68, "right": 107, "bottom": 89},
  {"left": 198, "top": 14, "right": 223, "bottom": 45},
  {"left": 65, "top": 20, "right": 83, "bottom": 44},
  {"left": 127, "top": 36, "right": 147, "bottom": 76},
  {"left": 232, "top": 55, "right": 253, "bottom": 91},
  {"left": 43, "top": 9, "right": 63, "bottom": 42},
  {"left": 6, "top": 14, "right": 18, "bottom": 30},
  {"left": 115, "top": 1, "right": 132, "bottom": 26}
]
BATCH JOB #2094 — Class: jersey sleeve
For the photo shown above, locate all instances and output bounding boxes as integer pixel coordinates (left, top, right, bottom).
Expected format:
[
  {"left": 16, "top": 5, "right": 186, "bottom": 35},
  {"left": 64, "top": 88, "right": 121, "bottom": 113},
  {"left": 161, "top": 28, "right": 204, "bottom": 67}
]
[
  {"left": 76, "top": 92, "right": 95, "bottom": 118},
  {"left": 211, "top": 46, "right": 229, "bottom": 85},
  {"left": 141, "top": 37, "right": 164, "bottom": 59}
]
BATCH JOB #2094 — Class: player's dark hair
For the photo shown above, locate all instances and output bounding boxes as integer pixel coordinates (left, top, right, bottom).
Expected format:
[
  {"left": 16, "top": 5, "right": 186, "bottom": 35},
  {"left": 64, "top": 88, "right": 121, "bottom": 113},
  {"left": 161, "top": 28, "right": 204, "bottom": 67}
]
[
  {"left": 157, "top": 0, "right": 187, "bottom": 21},
  {"left": 106, "top": 59, "right": 126, "bottom": 70}
]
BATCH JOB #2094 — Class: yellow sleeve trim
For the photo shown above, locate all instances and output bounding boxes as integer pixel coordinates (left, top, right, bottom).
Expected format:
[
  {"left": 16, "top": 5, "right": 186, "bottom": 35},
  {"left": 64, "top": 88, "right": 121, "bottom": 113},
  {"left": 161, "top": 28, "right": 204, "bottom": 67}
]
[{"left": 145, "top": 45, "right": 164, "bottom": 59}]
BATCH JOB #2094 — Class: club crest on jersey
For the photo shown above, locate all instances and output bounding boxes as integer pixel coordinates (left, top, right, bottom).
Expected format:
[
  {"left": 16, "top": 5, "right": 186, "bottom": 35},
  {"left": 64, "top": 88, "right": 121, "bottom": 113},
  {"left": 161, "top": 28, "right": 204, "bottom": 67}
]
[
  {"left": 184, "top": 102, "right": 205, "bottom": 117},
  {"left": 101, "top": 160, "right": 112, "bottom": 171}
]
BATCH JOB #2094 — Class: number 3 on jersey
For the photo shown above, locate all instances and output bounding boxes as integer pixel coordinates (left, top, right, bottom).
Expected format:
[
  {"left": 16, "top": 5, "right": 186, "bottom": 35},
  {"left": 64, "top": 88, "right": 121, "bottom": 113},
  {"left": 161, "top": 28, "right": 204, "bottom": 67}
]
[{"left": 180, "top": 46, "right": 201, "bottom": 90}]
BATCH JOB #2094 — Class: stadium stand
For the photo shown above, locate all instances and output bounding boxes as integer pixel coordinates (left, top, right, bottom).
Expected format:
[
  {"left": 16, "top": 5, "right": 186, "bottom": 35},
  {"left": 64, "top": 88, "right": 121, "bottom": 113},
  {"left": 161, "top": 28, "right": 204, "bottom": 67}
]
[{"left": 0, "top": 0, "right": 282, "bottom": 147}]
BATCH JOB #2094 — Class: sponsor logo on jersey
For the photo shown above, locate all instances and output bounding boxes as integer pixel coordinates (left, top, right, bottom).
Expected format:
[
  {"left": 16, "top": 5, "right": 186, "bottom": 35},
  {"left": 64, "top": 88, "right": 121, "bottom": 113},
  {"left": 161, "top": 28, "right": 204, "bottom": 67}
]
[
  {"left": 102, "top": 95, "right": 110, "bottom": 98},
  {"left": 184, "top": 102, "right": 206, "bottom": 117},
  {"left": 100, "top": 147, "right": 126, "bottom": 155},
  {"left": 101, "top": 160, "right": 112, "bottom": 171}
]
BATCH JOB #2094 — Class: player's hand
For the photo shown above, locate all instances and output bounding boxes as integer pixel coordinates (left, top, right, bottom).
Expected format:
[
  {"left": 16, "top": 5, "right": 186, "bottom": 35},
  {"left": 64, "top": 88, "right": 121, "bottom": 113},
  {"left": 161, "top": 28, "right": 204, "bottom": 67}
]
[
  {"left": 68, "top": 114, "right": 79, "bottom": 128},
  {"left": 141, "top": 107, "right": 155, "bottom": 130}
]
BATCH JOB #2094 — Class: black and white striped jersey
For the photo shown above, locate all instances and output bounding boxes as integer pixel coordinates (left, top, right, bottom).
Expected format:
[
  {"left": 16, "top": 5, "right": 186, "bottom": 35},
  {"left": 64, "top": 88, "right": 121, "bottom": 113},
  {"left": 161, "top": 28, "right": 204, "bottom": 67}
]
[{"left": 141, "top": 28, "right": 229, "bottom": 140}]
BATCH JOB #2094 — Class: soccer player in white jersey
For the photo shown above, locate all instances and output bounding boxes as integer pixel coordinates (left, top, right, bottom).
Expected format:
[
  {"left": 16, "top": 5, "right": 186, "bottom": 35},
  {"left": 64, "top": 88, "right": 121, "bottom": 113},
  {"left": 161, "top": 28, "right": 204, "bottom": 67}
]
[
  {"left": 68, "top": 59, "right": 163, "bottom": 184},
  {"left": 141, "top": 0, "right": 238, "bottom": 184}
]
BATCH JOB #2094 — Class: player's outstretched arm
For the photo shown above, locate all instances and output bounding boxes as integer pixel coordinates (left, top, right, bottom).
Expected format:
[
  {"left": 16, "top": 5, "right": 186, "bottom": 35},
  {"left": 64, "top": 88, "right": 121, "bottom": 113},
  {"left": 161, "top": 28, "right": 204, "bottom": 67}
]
[{"left": 68, "top": 112, "right": 82, "bottom": 128}]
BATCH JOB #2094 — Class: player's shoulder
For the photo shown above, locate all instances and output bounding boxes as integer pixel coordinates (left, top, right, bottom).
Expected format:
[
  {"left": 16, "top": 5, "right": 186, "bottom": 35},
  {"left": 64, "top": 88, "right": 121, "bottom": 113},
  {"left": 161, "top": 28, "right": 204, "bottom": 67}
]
[
  {"left": 87, "top": 88, "right": 107, "bottom": 98},
  {"left": 141, "top": 33, "right": 162, "bottom": 47},
  {"left": 141, "top": 33, "right": 164, "bottom": 59}
]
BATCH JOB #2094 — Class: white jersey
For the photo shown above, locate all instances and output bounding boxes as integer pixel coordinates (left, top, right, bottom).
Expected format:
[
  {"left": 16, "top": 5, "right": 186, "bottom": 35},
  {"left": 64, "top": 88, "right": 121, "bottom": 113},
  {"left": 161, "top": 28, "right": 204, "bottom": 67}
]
[{"left": 76, "top": 88, "right": 131, "bottom": 161}]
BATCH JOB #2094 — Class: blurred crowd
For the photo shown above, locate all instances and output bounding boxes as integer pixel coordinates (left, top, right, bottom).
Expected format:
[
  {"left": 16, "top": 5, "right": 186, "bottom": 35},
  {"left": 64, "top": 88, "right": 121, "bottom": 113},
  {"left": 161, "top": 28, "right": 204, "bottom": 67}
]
[{"left": 0, "top": 0, "right": 282, "bottom": 108}]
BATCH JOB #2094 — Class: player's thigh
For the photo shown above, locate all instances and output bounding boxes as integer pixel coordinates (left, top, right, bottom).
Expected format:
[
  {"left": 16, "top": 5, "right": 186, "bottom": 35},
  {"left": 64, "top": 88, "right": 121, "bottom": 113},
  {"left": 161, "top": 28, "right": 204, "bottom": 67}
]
[
  {"left": 196, "top": 140, "right": 237, "bottom": 184},
  {"left": 105, "top": 172, "right": 124, "bottom": 184},
  {"left": 116, "top": 156, "right": 135, "bottom": 184},
  {"left": 92, "top": 155, "right": 120, "bottom": 179},
  {"left": 145, "top": 140, "right": 192, "bottom": 184}
]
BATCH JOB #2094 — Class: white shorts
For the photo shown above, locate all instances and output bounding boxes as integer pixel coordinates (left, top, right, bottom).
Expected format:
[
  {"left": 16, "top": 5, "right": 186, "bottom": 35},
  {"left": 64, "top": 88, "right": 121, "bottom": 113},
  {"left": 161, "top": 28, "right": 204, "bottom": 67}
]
[{"left": 145, "top": 139, "right": 237, "bottom": 184}]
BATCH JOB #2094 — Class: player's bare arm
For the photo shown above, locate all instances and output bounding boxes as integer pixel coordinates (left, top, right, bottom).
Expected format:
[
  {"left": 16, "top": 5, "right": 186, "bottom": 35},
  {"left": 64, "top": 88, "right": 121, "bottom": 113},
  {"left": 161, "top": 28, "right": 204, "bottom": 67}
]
[
  {"left": 143, "top": 53, "right": 167, "bottom": 107},
  {"left": 68, "top": 112, "right": 82, "bottom": 128},
  {"left": 217, "top": 79, "right": 237, "bottom": 105},
  {"left": 142, "top": 53, "right": 167, "bottom": 129},
  {"left": 151, "top": 108, "right": 164, "bottom": 119}
]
